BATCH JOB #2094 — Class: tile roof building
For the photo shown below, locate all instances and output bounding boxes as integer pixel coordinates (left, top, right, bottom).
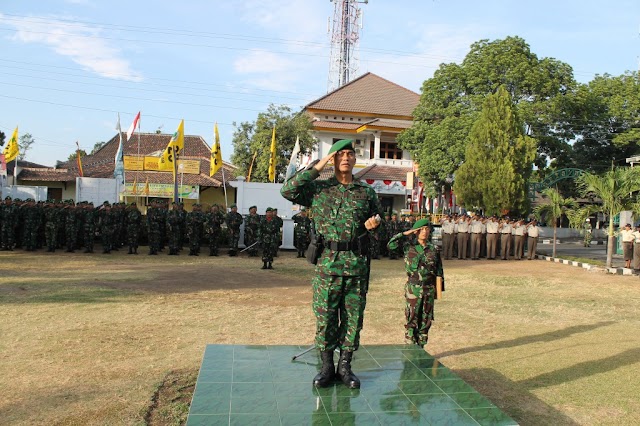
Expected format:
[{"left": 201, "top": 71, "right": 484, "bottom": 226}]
[
  {"left": 304, "top": 72, "right": 419, "bottom": 213},
  {"left": 17, "top": 132, "right": 236, "bottom": 209}
]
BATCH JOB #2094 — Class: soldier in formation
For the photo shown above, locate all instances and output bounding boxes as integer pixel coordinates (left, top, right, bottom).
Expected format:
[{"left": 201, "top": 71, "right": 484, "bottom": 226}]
[
  {"left": 225, "top": 203, "right": 243, "bottom": 256},
  {"left": 204, "top": 204, "right": 224, "bottom": 256},
  {"left": 186, "top": 203, "right": 204, "bottom": 256},
  {"left": 243, "top": 205, "right": 261, "bottom": 257},
  {"left": 258, "top": 207, "right": 279, "bottom": 269},
  {"left": 126, "top": 202, "right": 142, "bottom": 254},
  {"left": 292, "top": 207, "right": 311, "bottom": 258}
]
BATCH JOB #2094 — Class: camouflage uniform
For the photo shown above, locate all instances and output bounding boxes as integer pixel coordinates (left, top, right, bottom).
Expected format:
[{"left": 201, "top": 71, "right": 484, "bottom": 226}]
[
  {"left": 83, "top": 203, "right": 96, "bottom": 253},
  {"left": 99, "top": 204, "right": 116, "bottom": 253},
  {"left": 243, "top": 209, "right": 261, "bottom": 257},
  {"left": 204, "top": 205, "right": 224, "bottom": 256},
  {"left": 387, "top": 229, "right": 444, "bottom": 348},
  {"left": 1, "top": 197, "right": 17, "bottom": 250},
  {"left": 166, "top": 203, "right": 182, "bottom": 255},
  {"left": 186, "top": 204, "right": 204, "bottom": 256},
  {"left": 146, "top": 202, "right": 162, "bottom": 255},
  {"left": 281, "top": 168, "right": 383, "bottom": 353},
  {"left": 126, "top": 203, "right": 142, "bottom": 254},
  {"left": 272, "top": 210, "right": 283, "bottom": 256},
  {"left": 22, "top": 199, "right": 41, "bottom": 251},
  {"left": 292, "top": 210, "right": 312, "bottom": 258},
  {"left": 44, "top": 202, "right": 60, "bottom": 252},
  {"left": 386, "top": 214, "right": 400, "bottom": 259},
  {"left": 64, "top": 202, "right": 78, "bottom": 252},
  {"left": 258, "top": 209, "right": 279, "bottom": 268},
  {"left": 225, "top": 206, "right": 243, "bottom": 256}
]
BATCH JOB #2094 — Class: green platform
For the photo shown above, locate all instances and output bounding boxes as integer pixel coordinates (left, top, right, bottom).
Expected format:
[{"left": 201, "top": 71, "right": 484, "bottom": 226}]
[{"left": 187, "top": 344, "right": 517, "bottom": 425}]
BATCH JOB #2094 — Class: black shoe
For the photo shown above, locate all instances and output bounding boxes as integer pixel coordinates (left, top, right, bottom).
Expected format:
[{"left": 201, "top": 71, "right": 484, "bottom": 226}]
[
  {"left": 128, "top": 248, "right": 133, "bottom": 254},
  {"left": 337, "top": 350, "right": 360, "bottom": 389},
  {"left": 313, "top": 350, "right": 335, "bottom": 387},
  {"left": 261, "top": 262, "right": 268, "bottom": 270},
  {"left": 267, "top": 262, "right": 273, "bottom": 269}
]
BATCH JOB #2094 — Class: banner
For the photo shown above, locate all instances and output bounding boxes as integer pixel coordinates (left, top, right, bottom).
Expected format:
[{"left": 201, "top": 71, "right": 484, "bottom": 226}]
[
  {"left": 210, "top": 122, "right": 222, "bottom": 177},
  {"left": 124, "top": 182, "right": 199, "bottom": 198},
  {"left": 124, "top": 156, "right": 145, "bottom": 170},
  {"left": 137, "top": 157, "right": 200, "bottom": 173}
]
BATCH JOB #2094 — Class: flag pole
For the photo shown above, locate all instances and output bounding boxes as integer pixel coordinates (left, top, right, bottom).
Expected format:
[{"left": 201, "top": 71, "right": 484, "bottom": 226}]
[{"left": 222, "top": 166, "right": 228, "bottom": 209}]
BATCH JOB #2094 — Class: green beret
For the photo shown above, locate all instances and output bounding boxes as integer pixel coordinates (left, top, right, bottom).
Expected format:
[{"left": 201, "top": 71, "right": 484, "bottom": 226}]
[
  {"left": 249, "top": 205, "right": 257, "bottom": 210},
  {"left": 412, "top": 218, "right": 432, "bottom": 230},
  {"left": 4, "top": 196, "right": 11, "bottom": 200},
  {"left": 266, "top": 207, "right": 273, "bottom": 212},
  {"left": 300, "top": 207, "right": 306, "bottom": 211},
  {"left": 328, "top": 139, "right": 355, "bottom": 155},
  {"left": 230, "top": 203, "right": 237, "bottom": 208}
]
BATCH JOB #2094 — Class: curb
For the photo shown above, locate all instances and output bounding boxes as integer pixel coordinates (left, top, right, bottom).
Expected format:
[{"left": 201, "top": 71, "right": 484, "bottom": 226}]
[{"left": 539, "top": 255, "right": 633, "bottom": 275}]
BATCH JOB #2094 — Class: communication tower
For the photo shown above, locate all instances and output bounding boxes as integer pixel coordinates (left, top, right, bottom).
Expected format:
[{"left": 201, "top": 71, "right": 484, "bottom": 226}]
[{"left": 327, "top": 0, "right": 368, "bottom": 92}]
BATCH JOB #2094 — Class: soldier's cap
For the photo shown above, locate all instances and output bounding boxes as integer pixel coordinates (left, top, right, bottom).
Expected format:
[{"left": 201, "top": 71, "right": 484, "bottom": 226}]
[
  {"left": 249, "top": 205, "right": 257, "bottom": 210},
  {"left": 4, "top": 196, "right": 11, "bottom": 200},
  {"left": 230, "top": 203, "right": 237, "bottom": 208},
  {"left": 14, "top": 198, "right": 22, "bottom": 202},
  {"left": 626, "top": 223, "right": 632, "bottom": 227},
  {"left": 391, "top": 211, "right": 398, "bottom": 216},
  {"left": 26, "top": 198, "right": 34, "bottom": 202},
  {"left": 300, "top": 207, "right": 306, "bottom": 211},
  {"left": 103, "top": 201, "right": 110, "bottom": 205},
  {"left": 266, "top": 207, "right": 273, "bottom": 212},
  {"left": 88, "top": 202, "right": 93, "bottom": 206},
  {"left": 412, "top": 218, "right": 432, "bottom": 230},
  {"left": 328, "top": 139, "right": 355, "bottom": 155}
]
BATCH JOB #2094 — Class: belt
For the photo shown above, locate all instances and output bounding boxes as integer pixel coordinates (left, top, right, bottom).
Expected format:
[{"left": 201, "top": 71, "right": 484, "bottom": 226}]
[
  {"left": 471, "top": 232, "right": 481, "bottom": 234},
  {"left": 326, "top": 240, "right": 356, "bottom": 251},
  {"left": 488, "top": 232, "right": 497, "bottom": 234}
]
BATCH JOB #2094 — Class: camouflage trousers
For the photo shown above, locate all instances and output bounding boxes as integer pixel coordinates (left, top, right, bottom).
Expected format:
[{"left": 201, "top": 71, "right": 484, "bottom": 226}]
[
  {"left": 404, "top": 280, "right": 435, "bottom": 347},
  {"left": 261, "top": 241, "right": 277, "bottom": 263},
  {"left": 229, "top": 230, "right": 240, "bottom": 251},
  {"left": 1, "top": 223, "right": 14, "bottom": 249},
  {"left": 127, "top": 225, "right": 140, "bottom": 248},
  {"left": 84, "top": 225, "right": 95, "bottom": 252},
  {"left": 148, "top": 227, "right": 161, "bottom": 253},
  {"left": 45, "top": 223, "right": 57, "bottom": 250},
  {"left": 312, "top": 273, "right": 367, "bottom": 352},
  {"left": 207, "top": 231, "right": 220, "bottom": 254}
]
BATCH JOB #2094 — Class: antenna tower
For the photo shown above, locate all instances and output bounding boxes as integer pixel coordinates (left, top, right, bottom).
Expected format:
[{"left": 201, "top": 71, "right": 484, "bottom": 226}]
[{"left": 327, "top": 0, "right": 367, "bottom": 93}]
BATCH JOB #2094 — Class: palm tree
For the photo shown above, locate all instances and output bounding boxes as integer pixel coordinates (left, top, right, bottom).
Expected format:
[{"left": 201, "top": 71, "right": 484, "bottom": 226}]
[
  {"left": 533, "top": 188, "right": 577, "bottom": 258},
  {"left": 576, "top": 167, "right": 640, "bottom": 268}
]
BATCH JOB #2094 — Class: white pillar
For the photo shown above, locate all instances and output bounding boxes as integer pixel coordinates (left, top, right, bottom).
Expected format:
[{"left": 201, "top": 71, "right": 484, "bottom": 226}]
[{"left": 374, "top": 132, "right": 381, "bottom": 160}]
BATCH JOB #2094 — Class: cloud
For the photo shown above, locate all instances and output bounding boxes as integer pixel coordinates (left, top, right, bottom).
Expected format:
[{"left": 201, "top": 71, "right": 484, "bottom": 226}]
[
  {"left": 3, "top": 14, "right": 143, "bottom": 82},
  {"left": 233, "top": 49, "right": 301, "bottom": 92}
]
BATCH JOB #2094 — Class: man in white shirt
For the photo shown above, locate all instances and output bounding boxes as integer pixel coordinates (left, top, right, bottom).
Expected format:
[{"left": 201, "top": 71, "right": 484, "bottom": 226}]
[
  {"left": 469, "top": 214, "right": 483, "bottom": 260},
  {"left": 620, "top": 223, "right": 635, "bottom": 269},
  {"left": 441, "top": 215, "right": 455, "bottom": 260},
  {"left": 457, "top": 216, "right": 469, "bottom": 260},
  {"left": 514, "top": 220, "right": 526, "bottom": 260},
  {"left": 486, "top": 216, "right": 499, "bottom": 260},
  {"left": 526, "top": 219, "right": 540, "bottom": 260},
  {"left": 499, "top": 218, "right": 512, "bottom": 260}
]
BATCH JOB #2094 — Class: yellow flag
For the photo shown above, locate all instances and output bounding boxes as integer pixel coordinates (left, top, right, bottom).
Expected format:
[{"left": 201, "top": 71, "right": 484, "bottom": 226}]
[
  {"left": 144, "top": 178, "right": 150, "bottom": 196},
  {"left": 131, "top": 176, "right": 138, "bottom": 195},
  {"left": 159, "top": 120, "right": 184, "bottom": 171},
  {"left": 268, "top": 126, "right": 276, "bottom": 182},
  {"left": 210, "top": 122, "right": 222, "bottom": 177},
  {"left": 3, "top": 127, "right": 19, "bottom": 163}
]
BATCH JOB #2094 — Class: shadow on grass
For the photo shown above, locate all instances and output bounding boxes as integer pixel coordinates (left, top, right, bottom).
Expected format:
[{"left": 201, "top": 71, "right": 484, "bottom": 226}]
[
  {"left": 0, "top": 284, "right": 140, "bottom": 304},
  {"left": 435, "top": 321, "right": 616, "bottom": 358},
  {"left": 518, "top": 347, "right": 640, "bottom": 389},
  {"left": 459, "top": 368, "right": 581, "bottom": 426}
]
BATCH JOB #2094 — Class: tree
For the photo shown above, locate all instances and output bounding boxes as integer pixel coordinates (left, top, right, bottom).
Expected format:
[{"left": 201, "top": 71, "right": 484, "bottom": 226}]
[
  {"left": 91, "top": 141, "right": 107, "bottom": 154},
  {"left": 230, "top": 104, "right": 315, "bottom": 183},
  {"left": 576, "top": 167, "right": 640, "bottom": 268},
  {"left": 533, "top": 188, "right": 577, "bottom": 258},
  {"left": 454, "top": 86, "right": 537, "bottom": 216},
  {"left": 398, "top": 36, "right": 576, "bottom": 194},
  {"left": 18, "top": 133, "right": 35, "bottom": 161}
]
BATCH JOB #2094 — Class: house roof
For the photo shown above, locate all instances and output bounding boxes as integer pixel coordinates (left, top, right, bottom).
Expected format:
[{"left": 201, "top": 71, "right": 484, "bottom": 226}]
[
  {"left": 6, "top": 160, "right": 48, "bottom": 175},
  {"left": 18, "top": 132, "right": 237, "bottom": 186},
  {"left": 356, "top": 118, "right": 414, "bottom": 133},
  {"left": 305, "top": 73, "right": 420, "bottom": 118},
  {"left": 311, "top": 121, "right": 363, "bottom": 132},
  {"left": 355, "top": 163, "right": 412, "bottom": 181}
]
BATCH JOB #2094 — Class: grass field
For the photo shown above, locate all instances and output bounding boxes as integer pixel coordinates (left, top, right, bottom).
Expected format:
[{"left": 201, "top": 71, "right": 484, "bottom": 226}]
[{"left": 1, "top": 250, "right": 639, "bottom": 425}]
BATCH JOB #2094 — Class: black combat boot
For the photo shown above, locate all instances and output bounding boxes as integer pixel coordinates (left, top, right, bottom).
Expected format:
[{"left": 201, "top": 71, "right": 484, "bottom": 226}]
[
  {"left": 267, "top": 262, "right": 273, "bottom": 269},
  {"left": 128, "top": 246, "right": 133, "bottom": 254},
  {"left": 133, "top": 247, "right": 138, "bottom": 254},
  {"left": 261, "top": 261, "right": 268, "bottom": 269},
  {"left": 336, "top": 350, "right": 360, "bottom": 389},
  {"left": 313, "top": 350, "right": 335, "bottom": 387}
]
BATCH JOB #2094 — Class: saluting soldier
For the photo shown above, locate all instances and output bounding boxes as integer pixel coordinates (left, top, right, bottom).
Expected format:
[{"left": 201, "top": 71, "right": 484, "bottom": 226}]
[
  {"left": 456, "top": 215, "right": 469, "bottom": 260},
  {"left": 469, "top": 214, "right": 483, "bottom": 260},
  {"left": 281, "top": 138, "right": 383, "bottom": 390},
  {"left": 292, "top": 207, "right": 312, "bottom": 258},
  {"left": 225, "top": 203, "right": 243, "bottom": 256},
  {"left": 526, "top": 219, "right": 540, "bottom": 260},
  {"left": 243, "top": 205, "right": 261, "bottom": 257},
  {"left": 258, "top": 207, "right": 279, "bottom": 269},
  {"left": 499, "top": 218, "right": 513, "bottom": 260},
  {"left": 486, "top": 216, "right": 499, "bottom": 260}
]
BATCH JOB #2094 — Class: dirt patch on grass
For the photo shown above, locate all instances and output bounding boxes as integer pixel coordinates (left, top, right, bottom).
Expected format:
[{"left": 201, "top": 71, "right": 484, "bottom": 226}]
[{"left": 144, "top": 369, "right": 197, "bottom": 426}]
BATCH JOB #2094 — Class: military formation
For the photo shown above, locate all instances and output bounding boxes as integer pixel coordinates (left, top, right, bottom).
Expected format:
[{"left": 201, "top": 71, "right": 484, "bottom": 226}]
[{"left": 438, "top": 213, "right": 540, "bottom": 261}]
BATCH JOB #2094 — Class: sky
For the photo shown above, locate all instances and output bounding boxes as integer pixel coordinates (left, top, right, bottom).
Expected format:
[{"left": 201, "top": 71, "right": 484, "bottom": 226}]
[{"left": 0, "top": 0, "right": 639, "bottom": 167}]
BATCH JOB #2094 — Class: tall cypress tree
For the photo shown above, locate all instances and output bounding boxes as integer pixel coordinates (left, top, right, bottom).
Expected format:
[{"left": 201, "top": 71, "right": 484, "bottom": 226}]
[{"left": 454, "top": 86, "right": 537, "bottom": 216}]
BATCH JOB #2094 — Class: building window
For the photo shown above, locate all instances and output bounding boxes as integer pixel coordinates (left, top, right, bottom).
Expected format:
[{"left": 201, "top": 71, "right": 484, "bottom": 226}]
[{"left": 380, "top": 141, "right": 403, "bottom": 159}]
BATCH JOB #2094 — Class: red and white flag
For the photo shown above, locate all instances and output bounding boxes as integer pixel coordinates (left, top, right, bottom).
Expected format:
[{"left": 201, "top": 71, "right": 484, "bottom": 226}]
[{"left": 126, "top": 111, "right": 141, "bottom": 141}]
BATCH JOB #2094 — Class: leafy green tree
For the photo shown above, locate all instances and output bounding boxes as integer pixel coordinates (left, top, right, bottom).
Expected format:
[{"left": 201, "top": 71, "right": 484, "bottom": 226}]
[
  {"left": 533, "top": 188, "right": 577, "bottom": 258},
  {"left": 576, "top": 167, "right": 640, "bottom": 267},
  {"left": 231, "top": 104, "right": 315, "bottom": 183},
  {"left": 398, "top": 36, "right": 576, "bottom": 194},
  {"left": 454, "top": 86, "right": 537, "bottom": 216},
  {"left": 91, "top": 141, "right": 106, "bottom": 154},
  {"left": 18, "top": 133, "right": 35, "bottom": 161}
]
